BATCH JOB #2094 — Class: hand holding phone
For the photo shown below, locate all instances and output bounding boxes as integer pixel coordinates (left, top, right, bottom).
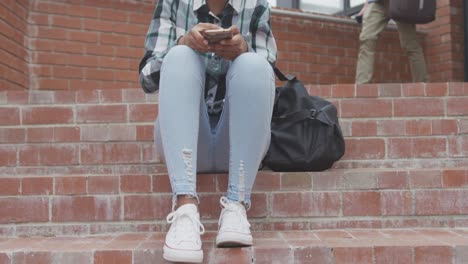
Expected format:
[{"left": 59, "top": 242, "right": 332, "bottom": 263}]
[
  {"left": 201, "top": 29, "right": 233, "bottom": 44},
  {"left": 178, "top": 23, "right": 221, "bottom": 53},
  {"left": 209, "top": 26, "right": 247, "bottom": 61}
]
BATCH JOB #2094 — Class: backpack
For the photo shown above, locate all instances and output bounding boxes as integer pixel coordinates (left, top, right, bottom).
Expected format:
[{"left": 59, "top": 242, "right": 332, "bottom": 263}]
[
  {"left": 388, "top": 0, "right": 436, "bottom": 24},
  {"left": 262, "top": 68, "right": 345, "bottom": 172}
]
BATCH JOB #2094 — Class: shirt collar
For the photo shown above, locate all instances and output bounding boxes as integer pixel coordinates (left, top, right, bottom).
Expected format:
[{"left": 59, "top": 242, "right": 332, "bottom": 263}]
[
  {"left": 193, "top": 0, "right": 242, "bottom": 14},
  {"left": 229, "top": 0, "right": 242, "bottom": 14}
]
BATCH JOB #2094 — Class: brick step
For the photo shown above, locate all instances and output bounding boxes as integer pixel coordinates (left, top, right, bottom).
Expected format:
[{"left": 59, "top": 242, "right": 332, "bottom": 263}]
[
  {"left": 1, "top": 85, "right": 467, "bottom": 168},
  {"left": 0, "top": 168, "right": 467, "bottom": 236},
  {"left": 1, "top": 117, "right": 466, "bottom": 143},
  {"left": 3, "top": 156, "right": 468, "bottom": 175},
  {"left": 0, "top": 83, "right": 468, "bottom": 168},
  {"left": 1, "top": 83, "right": 467, "bottom": 105},
  {"left": 1, "top": 91, "right": 467, "bottom": 126},
  {"left": 1, "top": 86, "right": 467, "bottom": 126},
  {"left": 2, "top": 139, "right": 468, "bottom": 168},
  {"left": 0, "top": 229, "right": 467, "bottom": 264}
]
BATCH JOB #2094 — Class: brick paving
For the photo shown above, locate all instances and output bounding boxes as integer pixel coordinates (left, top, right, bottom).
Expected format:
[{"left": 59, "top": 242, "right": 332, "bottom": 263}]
[{"left": 0, "top": 229, "right": 467, "bottom": 263}]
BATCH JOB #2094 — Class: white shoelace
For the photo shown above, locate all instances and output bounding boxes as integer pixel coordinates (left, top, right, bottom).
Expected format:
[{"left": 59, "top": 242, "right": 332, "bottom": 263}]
[
  {"left": 167, "top": 208, "right": 205, "bottom": 244},
  {"left": 218, "top": 197, "right": 251, "bottom": 229}
]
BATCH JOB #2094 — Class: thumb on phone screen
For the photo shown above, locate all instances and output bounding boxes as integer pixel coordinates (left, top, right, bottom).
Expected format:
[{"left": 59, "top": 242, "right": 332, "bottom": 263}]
[{"left": 228, "top": 26, "right": 240, "bottom": 35}]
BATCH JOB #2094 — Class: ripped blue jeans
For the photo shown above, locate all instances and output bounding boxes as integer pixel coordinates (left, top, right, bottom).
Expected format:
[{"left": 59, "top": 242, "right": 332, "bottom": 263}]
[{"left": 154, "top": 45, "right": 275, "bottom": 209}]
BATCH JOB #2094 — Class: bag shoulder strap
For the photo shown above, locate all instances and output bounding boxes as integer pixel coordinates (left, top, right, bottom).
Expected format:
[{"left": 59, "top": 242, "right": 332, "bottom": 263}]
[{"left": 272, "top": 65, "right": 296, "bottom": 82}]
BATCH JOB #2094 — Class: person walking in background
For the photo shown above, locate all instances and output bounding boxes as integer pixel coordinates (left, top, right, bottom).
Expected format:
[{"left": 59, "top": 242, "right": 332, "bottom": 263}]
[
  {"left": 355, "top": 0, "right": 429, "bottom": 84},
  {"left": 138, "top": 0, "right": 277, "bottom": 263}
]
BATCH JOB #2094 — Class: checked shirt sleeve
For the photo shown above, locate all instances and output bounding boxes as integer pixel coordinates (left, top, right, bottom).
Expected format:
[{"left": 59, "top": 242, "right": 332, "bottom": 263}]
[
  {"left": 138, "top": 0, "right": 179, "bottom": 93},
  {"left": 245, "top": 1, "right": 277, "bottom": 65}
]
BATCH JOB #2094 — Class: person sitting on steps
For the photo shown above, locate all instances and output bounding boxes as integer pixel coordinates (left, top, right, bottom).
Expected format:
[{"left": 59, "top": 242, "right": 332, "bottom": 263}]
[{"left": 138, "top": 0, "right": 277, "bottom": 263}]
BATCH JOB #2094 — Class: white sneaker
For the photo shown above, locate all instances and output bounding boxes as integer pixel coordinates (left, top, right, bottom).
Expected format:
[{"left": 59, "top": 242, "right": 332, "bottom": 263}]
[
  {"left": 216, "top": 196, "right": 253, "bottom": 247},
  {"left": 163, "top": 204, "right": 205, "bottom": 263}
]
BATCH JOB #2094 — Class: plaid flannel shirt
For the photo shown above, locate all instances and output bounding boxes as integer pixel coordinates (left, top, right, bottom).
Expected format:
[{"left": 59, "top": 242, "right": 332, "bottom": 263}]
[{"left": 138, "top": 0, "right": 277, "bottom": 113}]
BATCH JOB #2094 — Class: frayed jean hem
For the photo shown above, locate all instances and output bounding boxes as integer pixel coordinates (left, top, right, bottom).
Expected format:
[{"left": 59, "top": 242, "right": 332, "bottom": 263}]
[
  {"left": 171, "top": 191, "right": 200, "bottom": 211},
  {"left": 226, "top": 192, "right": 251, "bottom": 210}
]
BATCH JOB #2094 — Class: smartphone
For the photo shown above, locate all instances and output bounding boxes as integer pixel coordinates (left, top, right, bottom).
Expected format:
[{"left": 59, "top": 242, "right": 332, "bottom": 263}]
[{"left": 201, "top": 29, "right": 233, "bottom": 43}]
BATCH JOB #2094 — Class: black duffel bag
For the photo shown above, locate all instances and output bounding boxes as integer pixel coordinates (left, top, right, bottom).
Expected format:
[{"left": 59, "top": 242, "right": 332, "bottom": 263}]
[{"left": 262, "top": 68, "right": 345, "bottom": 172}]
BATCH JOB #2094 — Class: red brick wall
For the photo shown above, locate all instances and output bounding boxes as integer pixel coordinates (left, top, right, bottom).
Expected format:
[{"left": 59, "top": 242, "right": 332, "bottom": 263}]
[
  {"left": 0, "top": 0, "right": 464, "bottom": 91},
  {"left": 1, "top": 0, "right": 29, "bottom": 90},
  {"left": 27, "top": 0, "right": 153, "bottom": 90},
  {"left": 422, "top": 0, "right": 465, "bottom": 82}
]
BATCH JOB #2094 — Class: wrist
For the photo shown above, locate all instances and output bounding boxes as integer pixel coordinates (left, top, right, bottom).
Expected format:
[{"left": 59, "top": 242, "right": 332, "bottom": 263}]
[
  {"left": 241, "top": 39, "right": 248, "bottom": 53},
  {"left": 240, "top": 35, "right": 252, "bottom": 53}
]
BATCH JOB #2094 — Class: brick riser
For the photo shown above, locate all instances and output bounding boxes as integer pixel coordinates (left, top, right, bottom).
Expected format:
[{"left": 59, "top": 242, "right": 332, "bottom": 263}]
[
  {"left": 0, "top": 168, "right": 467, "bottom": 236},
  {"left": 1, "top": 84, "right": 468, "bottom": 169},
  {"left": 0, "top": 230, "right": 467, "bottom": 264}
]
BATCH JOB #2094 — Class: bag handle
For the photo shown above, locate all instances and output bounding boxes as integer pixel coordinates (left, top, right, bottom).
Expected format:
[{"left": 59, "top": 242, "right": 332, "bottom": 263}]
[{"left": 271, "top": 65, "right": 296, "bottom": 82}]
